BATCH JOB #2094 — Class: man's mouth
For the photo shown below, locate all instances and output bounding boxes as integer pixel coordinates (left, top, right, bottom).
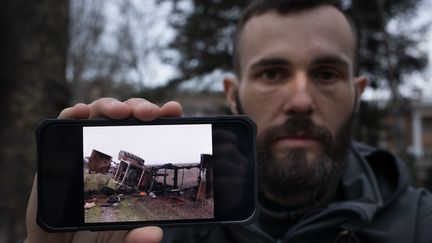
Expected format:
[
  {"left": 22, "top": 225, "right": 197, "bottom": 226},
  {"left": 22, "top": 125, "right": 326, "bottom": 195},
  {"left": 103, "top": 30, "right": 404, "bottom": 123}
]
[{"left": 274, "top": 134, "right": 318, "bottom": 148}]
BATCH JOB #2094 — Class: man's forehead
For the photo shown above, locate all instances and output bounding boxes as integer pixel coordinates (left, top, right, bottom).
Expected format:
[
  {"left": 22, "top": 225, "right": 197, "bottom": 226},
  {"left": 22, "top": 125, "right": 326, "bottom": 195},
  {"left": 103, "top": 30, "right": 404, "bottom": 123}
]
[
  {"left": 238, "top": 5, "right": 356, "bottom": 72},
  {"left": 241, "top": 5, "right": 355, "bottom": 45}
]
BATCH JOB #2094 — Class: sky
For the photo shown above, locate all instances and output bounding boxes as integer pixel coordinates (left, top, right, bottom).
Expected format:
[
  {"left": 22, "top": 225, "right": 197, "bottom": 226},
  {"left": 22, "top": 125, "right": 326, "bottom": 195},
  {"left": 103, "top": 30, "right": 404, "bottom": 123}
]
[{"left": 83, "top": 124, "right": 213, "bottom": 165}]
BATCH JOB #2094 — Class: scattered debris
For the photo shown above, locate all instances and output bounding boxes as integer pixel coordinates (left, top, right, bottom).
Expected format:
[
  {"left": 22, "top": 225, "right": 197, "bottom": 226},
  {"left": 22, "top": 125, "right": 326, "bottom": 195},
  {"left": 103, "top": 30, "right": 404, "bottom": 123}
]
[
  {"left": 99, "top": 203, "right": 112, "bottom": 207},
  {"left": 107, "top": 195, "right": 121, "bottom": 203},
  {"left": 166, "top": 197, "right": 184, "bottom": 204},
  {"left": 149, "top": 192, "right": 156, "bottom": 198},
  {"left": 84, "top": 202, "right": 96, "bottom": 209},
  {"left": 101, "top": 186, "right": 115, "bottom": 196}
]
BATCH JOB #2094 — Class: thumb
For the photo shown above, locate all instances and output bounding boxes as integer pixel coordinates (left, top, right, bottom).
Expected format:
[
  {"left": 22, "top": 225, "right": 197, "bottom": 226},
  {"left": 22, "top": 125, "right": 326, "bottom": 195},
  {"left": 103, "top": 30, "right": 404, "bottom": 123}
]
[{"left": 125, "top": 227, "right": 163, "bottom": 243}]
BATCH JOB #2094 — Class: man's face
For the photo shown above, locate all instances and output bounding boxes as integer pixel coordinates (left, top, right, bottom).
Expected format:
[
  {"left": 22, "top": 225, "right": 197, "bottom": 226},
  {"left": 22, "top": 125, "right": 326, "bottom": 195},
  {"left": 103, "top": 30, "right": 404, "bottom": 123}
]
[{"left": 225, "top": 6, "right": 367, "bottom": 206}]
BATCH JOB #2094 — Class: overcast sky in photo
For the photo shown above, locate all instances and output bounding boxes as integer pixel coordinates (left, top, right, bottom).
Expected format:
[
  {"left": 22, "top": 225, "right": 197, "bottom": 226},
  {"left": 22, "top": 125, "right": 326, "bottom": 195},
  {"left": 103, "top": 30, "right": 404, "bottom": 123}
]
[{"left": 83, "top": 124, "right": 213, "bottom": 165}]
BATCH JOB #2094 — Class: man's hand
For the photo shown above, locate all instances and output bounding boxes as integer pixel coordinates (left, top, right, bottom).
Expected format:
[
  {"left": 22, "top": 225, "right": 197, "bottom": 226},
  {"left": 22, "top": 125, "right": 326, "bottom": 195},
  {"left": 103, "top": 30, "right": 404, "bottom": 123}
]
[{"left": 25, "top": 98, "right": 183, "bottom": 243}]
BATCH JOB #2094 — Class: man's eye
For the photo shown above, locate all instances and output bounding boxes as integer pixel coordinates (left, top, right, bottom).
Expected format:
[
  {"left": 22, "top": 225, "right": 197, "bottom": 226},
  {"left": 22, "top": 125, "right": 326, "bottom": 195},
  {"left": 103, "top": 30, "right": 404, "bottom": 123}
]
[
  {"left": 260, "top": 69, "right": 284, "bottom": 82},
  {"left": 314, "top": 70, "right": 339, "bottom": 84}
]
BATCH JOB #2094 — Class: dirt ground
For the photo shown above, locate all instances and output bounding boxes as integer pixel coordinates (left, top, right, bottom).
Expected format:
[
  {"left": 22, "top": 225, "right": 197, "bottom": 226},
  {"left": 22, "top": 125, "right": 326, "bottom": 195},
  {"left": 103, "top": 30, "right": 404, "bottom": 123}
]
[{"left": 85, "top": 190, "right": 214, "bottom": 223}]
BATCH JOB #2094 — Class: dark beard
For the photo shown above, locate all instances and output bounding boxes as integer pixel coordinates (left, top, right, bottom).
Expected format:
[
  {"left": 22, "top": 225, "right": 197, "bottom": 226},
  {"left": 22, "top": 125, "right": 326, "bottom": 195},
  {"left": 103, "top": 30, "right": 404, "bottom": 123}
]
[{"left": 257, "top": 114, "right": 354, "bottom": 208}]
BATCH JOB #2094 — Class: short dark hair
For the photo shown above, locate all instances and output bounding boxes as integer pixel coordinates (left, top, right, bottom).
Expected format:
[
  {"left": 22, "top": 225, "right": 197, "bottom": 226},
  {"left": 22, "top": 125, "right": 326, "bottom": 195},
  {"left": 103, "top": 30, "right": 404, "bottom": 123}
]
[{"left": 232, "top": 0, "right": 357, "bottom": 77}]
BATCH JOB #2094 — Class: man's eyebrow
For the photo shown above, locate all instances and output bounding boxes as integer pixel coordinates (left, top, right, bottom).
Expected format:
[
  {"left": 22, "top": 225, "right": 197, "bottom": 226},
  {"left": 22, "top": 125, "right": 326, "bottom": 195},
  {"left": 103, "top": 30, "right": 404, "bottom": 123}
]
[
  {"left": 249, "top": 58, "right": 291, "bottom": 70},
  {"left": 312, "top": 55, "right": 349, "bottom": 68}
]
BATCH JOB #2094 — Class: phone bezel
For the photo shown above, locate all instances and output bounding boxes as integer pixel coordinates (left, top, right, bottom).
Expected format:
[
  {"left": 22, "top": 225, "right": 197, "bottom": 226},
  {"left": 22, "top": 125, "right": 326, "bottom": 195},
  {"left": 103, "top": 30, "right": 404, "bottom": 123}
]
[{"left": 36, "top": 116, "right": 257, "bottom": 232}]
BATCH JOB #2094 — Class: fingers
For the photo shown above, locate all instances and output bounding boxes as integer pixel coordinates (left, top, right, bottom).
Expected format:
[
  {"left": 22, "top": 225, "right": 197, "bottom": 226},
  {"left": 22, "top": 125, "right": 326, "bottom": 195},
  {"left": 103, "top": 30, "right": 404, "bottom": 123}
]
[
  {"left": 125, "top": 227, "right": 163, "bottom": 243},
  {"left": 57, "top": 98, "right": 183, "bottom": 121},
  {"left": 89, "top": 98, "right": 132, "bottom": 119},
  {"left": 160, "top": 101, "right": 183, "bottom": 117},
  {"left": 58, "top": 98, "right": 131, "bottom": 120},
  {"left": 58, "top": 103, "right": 91, "bottom": 119},
  {"left": 124, "top": 99, "right": 183, "bottom": 120},
  {"left": 124, "top": 98, "right": 161, "bottom": 121}
]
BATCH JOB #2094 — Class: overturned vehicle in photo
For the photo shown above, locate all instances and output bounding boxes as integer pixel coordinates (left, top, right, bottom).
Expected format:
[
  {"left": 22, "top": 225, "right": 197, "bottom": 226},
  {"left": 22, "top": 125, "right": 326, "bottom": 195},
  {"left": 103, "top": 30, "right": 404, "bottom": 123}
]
[{"left": 86, "top": 149, "right": 213, "bottom": 201}]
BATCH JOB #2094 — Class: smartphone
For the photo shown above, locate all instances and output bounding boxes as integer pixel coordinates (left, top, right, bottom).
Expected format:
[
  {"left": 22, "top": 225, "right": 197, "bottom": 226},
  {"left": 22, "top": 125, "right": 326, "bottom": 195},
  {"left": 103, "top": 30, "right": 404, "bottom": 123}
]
[{"left": 36, "top": 116, "right": 257, "bottom": 232}]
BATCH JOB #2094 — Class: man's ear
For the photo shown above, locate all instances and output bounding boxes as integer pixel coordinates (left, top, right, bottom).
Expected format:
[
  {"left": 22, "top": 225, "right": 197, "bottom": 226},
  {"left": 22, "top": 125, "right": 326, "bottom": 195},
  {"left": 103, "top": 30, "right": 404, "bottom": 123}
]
[
  {"left": 354, "top": 75, "right": 368, "bottom": 111},
  {"left": 355, "top": 75, "right": 368, "bottom": 95},
  {"left": 223, "top": 76, "right": 240, "bottom": 115}
]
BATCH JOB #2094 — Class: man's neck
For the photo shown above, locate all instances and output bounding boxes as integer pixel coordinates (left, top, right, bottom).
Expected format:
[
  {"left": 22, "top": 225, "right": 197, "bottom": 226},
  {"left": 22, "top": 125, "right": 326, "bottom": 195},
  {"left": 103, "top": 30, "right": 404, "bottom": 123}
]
[
  {"left": 261, "top": 191, "right": 315, "bottom": 210},
  {"left": 259, "top": 176, "right": 342, "bottom": 212}
]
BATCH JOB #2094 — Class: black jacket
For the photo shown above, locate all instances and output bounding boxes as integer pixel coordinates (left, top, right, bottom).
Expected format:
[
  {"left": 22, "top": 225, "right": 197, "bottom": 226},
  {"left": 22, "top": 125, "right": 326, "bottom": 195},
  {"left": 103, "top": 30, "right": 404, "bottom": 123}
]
[{"left": 162, "top": 142, "right": 432, "bottom": 243}]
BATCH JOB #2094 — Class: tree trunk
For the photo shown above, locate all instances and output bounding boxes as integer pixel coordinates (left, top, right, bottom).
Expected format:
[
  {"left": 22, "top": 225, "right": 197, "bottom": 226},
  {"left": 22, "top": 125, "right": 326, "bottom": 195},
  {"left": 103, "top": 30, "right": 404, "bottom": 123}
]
[{"left": 0, "top": 1, "right": 70, "bottom": 242}]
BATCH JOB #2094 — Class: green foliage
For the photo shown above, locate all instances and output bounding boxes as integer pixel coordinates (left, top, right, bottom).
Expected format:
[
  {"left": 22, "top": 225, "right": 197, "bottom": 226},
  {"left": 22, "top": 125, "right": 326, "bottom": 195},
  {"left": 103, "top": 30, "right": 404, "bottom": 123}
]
[
  {"left": 84, "top": 172, "right": 110, "bottom": 193},
  {"left": 160, "top": 0, "right": 249, "bottom": 83}
]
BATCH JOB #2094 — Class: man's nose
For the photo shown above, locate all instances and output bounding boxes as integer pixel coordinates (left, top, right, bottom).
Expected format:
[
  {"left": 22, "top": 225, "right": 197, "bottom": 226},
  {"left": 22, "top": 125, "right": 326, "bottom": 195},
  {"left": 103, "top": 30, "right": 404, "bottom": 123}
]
[{"left": 283, "top": 72, "right": 314, "bottom": 116}]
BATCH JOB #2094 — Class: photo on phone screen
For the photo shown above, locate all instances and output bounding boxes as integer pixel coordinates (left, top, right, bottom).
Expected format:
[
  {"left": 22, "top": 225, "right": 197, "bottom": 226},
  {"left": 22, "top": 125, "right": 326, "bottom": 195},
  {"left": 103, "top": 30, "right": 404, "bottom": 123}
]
[
  {"left": 37, "top": 116, "right": 256, "bottom": 231},
  {"left": 82, "top": 124, "right": 214, "bottom": 223}
]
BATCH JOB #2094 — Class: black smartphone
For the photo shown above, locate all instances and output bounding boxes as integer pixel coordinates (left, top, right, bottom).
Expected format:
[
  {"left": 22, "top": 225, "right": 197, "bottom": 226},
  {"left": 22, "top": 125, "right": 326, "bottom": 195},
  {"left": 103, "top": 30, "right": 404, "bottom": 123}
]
[{"left": 36, "top": 116, "right": 257, "bottom": 232}]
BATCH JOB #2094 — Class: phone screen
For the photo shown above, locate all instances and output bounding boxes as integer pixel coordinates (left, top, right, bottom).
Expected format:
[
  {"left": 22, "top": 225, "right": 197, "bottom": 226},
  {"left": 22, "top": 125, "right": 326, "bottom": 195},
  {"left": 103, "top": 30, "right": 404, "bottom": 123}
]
[
  {"left": 37, "top": 116, "right": 256, "bottom": 231},
  {"left": 83, "top": 124, "right": 215, "bottom": 223}
]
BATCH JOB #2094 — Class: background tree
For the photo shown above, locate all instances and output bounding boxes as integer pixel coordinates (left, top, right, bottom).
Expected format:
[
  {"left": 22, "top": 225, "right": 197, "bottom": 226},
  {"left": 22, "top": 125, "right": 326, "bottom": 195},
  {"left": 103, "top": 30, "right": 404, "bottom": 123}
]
[
  {"left": 349, "top": 0, "right": 429, "bottom": 155},
  {"left": 0, "top": 1, "right": 69, "bottom": 242},
  {"left": 155, "top": 0, "right": 249, "bottom": 95},
  {"left": 68, "top": 0, "right": 169, "bottom": 104}
]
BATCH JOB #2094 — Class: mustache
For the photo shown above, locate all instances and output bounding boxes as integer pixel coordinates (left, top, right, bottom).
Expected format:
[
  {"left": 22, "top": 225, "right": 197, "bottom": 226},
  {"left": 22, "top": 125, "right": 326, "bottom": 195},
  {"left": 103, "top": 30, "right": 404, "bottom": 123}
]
[{"left": 258, "top": 117, "right": 333, "bottom": 146}]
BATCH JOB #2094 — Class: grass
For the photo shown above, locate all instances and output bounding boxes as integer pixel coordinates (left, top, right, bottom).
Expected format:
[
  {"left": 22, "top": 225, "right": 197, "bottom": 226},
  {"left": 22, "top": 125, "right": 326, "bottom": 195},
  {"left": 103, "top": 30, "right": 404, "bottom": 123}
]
[
  {"left": 85, "top": 191, "right": 214, "bottom": 223},
  {"left": 84, "top": 172, "right": 110, "bottom": 193}
]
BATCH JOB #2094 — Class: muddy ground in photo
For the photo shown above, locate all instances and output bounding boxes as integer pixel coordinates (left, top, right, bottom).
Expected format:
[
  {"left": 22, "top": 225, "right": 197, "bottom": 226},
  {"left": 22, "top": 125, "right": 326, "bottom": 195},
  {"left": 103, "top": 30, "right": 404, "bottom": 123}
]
[{"left": 85, "top": 190, "right": 214, "bottom": 223}]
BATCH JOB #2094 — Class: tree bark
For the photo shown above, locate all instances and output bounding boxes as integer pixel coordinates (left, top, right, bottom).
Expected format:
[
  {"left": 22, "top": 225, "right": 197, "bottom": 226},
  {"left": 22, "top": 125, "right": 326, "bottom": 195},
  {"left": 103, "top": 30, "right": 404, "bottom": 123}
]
[{"left": 0, "top": 1, "right": 70, "bottom": 242}]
